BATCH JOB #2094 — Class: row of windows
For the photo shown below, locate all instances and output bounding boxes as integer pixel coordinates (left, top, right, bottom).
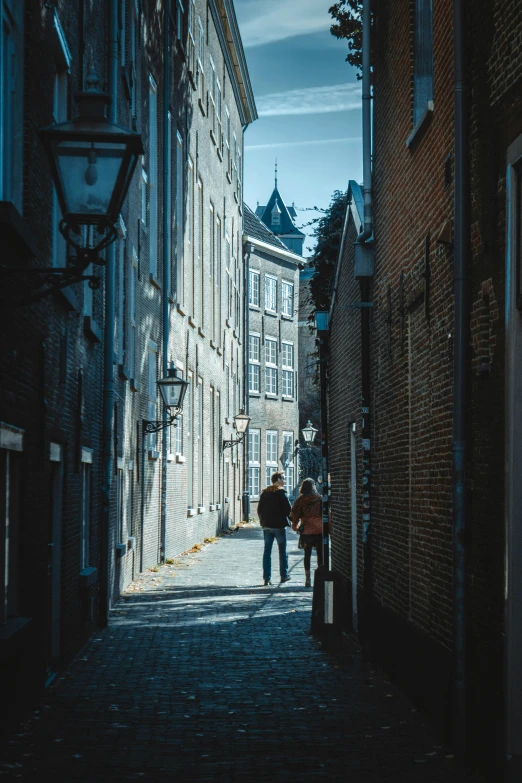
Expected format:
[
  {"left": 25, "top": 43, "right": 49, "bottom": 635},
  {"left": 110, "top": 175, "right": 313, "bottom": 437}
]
[
  {"left": 249, "top": 270, "right": 294, "bottom": 317},
  {"left": 248, "top": 429, "right": 295, "bottom": 499},
  {"left": 248, "top": 336, "right": 294, "bottom": 397}
]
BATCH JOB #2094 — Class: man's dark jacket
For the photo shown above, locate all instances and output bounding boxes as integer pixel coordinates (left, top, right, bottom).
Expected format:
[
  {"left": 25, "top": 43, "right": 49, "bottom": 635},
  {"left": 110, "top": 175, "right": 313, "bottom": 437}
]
[{"left": 257, "top": 485, "right": 291, "bottom": 529}]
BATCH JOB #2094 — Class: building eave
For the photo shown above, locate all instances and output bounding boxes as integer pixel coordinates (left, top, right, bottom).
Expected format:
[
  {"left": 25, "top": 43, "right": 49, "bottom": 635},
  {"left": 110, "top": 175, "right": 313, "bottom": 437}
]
[
  {"left": 210, "top": 0, "right": 257, "bottom": 126},
  {"left": 329, "top": 181, "right": 363, "bottom": 320},
  {"left": 244, "top": 234, "right": 303, "bottom": 265}
]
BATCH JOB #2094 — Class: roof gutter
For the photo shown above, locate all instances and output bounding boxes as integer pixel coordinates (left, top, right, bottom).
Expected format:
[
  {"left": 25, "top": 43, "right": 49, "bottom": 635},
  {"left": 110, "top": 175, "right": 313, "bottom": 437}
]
[{"left": 243, "top": 234, "right": 303, "bottom": 265}]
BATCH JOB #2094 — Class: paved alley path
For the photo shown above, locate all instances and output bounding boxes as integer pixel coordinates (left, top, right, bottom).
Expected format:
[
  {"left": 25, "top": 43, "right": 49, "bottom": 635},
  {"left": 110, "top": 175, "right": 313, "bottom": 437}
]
[{"left": 2, "top": 525, "right": 485, "bottom": 782}]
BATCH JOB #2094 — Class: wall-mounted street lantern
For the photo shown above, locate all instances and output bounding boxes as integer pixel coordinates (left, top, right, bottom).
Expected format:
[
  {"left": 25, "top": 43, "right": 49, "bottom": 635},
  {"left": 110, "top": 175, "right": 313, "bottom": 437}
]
[
  {"left": 301, "top": 420, "right": 318, "bottom": 445},
  {"left": 222, "top": 411, "right": 250, "bottom": 451},
  {"left": 12, "top": 70, "right": 144, "bottom": 303},
  {"left": 143, "top": 368, "right": 190, "bottom": 436}
]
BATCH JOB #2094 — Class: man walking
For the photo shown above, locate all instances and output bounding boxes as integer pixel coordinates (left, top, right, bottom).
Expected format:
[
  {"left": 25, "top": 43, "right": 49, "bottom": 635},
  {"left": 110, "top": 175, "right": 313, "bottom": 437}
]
[{"left": 257, "top": 471, "right": 292, "bottom": 586}]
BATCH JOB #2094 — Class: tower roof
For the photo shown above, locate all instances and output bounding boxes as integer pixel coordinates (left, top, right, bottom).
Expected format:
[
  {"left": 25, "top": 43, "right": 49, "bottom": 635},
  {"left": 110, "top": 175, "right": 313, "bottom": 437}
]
[{"left": 257, "top": 187, "right": 305, "bottom": 240}]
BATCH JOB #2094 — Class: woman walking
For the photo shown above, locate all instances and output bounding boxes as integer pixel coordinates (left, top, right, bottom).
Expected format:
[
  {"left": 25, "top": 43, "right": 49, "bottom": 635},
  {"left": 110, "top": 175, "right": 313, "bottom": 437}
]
[{"left": 290, "top": 478, "right": 323, "bottom": 587}]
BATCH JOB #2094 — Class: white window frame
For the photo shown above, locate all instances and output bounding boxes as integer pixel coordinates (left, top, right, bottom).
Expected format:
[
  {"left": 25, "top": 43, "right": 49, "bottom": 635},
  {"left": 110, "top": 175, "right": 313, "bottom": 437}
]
[
  {"left": 147, "top": 345, "right": 158, "bottom": 452},
  {"left": 413, "top": 0, "right": 434, "bottom": 128},
  {"left": 116, "top": 217, "right": 127, "bottom": 365},
  {"left": 282, "top": 431, "right": 295, "bottom": 497},
  {"left": 265, "top": 274, "right": 277, "bottom": 313},
  {"left": 282, "top": 280, "right": 294, "bottom": 317},
  {"left": 148, "top": 75, "right": 158, "bottom": 280},
  {"left": 187, "top": 370, "right": 194, "bottom": 508},
  {"left": 197, "top": 378, "right": 204, "bottom": 508},
  {"left": 249, "top": 269, "right": 260, "bottom": 307},
  {"left": 249, "top": 333, "right": 260, "bottom": 394},
  {"left": 282, "top": 341, "right": 294, "bottom": 398},
  {"left": 248, "top": 428, "right": 260, "bottom": 500},
  {"left": 128, "top": 246, "right": 138, "bottom": 380},
  {"left": 265, "top": 430, "right": 278, "bottom": 489},
  {"left": 197, "top": 16, "right": 205, "bottom": 106},
  {"left": 265, "top": 337, "right": 278, "bottom": 396},
  {"left": 175, "top": 131, "right": 184, "bottom": 307}
]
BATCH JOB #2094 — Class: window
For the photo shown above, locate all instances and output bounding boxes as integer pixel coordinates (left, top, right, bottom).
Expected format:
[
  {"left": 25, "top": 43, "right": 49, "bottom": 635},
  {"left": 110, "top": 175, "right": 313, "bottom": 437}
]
[
  {"left": 117, "top": 226, "right": 127, "bottom": 366},
  {"left": 237, "top": 149, "right": 242, "bottom": 201},
  {"left": 187, "top": 156, "right": 194, "bottom": 314},
  {"left": 197, "top": 178, "right": 204, "bottom": 327},
  {"left": 215, "top": 391, "right": 220, "bottom": 502},
  {"left": 225, "top": 234, "right": 232, "bottom": 322},
  {"left": 127, "top": 247, "right": 138, "bottom": 380},
  {"left": 216, "top": 79, "right": 222, "bottom": 149},
  {"left": 209, "top": 202, "right": 215, "bottom": 336},
  {"left": 0, "top": 429, "right": 22, "bottom": 625},
  {"left": 232, "top": 133, "right": 237, "bottom": 188},
  {"left": 175, "top": 373, "right": 183, "bottom": 455},
  {"left": 210, "top": 386, "right": 215, "bottom": 503},
  {"left": 187, "top": 370, "right": 194, "bottom": 507},
  {"left": 197, "top": 379, "right": 203, "bottom": 507},
  {"left": 141, "top": 169, "right": 148, "bottom": 226},
  {"left": 265, "top": 337, "right": 278, "bottom": 395},
  {"left": 209, "top": 56, "right": 217, "bottom": 139},
  {"left": 175, "top": 132, "right": 184, "bottom": 306},
  {"left": 413, "top": 0, "right": 434, "bottom": 126},
  {"left": 282, "top": 342, "right": 294, "bottom": 398},
  {"left": 249, "top": 269, "right": 260, "bottom": 307},
  {"left": 148, "top": 75, "right": 158, "bottom": 279},
  {"left": 224, "top": 107, "right": 231, "bottom": 175},
  {"left": 0, "top": 0, "right": 23, "bottom": 210},
  {"left": 265, "top": 275, "right": 277, "bottom": 312},
  {"left": 176, "top": 0, "right": 185, "bottom": 43},
  {"left": 119, "top": 0, "right": 127, "bottom": 66},
  {"left": 197, "top": 16, "right": 205, "bottom": 106},
  {"left": 216, "top": 215, "right": 222, "bottom": 341},
  {"left": 248, "top": 429, "right": 260, "bottom": 499},
  {"left": 80, "top": 460, "right": 91, "bottom": 569},
  {"left": 147, "top": 347, "right": 157, "bottom": 451},
  {"left": 116, "top": 468, "right": 124, "bottom": 544},
  {"left": 249, "top": 334, "right": 260, "bottom": 393},
  {"left": 188, "top": 0, "right": 196, "bottom": 75},
  {"left": 282, "top": 432, "right": 295, "bottom": 498},
  {"left": 130, "top": 1, "right": 137, "bottom": 114},
  {"left": 282, "top": 281, "right": 294, "bottom": 317},
  {"left": 266, "top": 430, "right": 278, "bottom": 488}
]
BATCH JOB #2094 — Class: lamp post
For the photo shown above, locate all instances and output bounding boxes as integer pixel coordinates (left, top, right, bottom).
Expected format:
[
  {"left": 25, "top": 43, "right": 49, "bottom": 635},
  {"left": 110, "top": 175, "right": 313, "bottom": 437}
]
[
  {"left": 140, "top": 368, "right": 190, "bottom": 571},
  {"left": 222, "top": 411, "right": 251, "bottom": 451},
  {"left": 301, "top": 420, "right": 318, "bottom": 446}
]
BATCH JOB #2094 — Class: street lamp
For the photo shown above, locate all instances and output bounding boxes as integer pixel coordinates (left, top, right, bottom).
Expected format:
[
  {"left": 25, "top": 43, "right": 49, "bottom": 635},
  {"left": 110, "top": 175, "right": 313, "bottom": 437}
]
[
  {"left": 144, "top": 367, "right": 190, "bottom": 435},
  {"left": 35, "top": 70, "right": 143, "bottom": 296},
  {"left": 301, "top": 420, "right": 318, "bottom": 445},
  {"left": 222, "top": 411, "right": 251, "bottom": 450}
]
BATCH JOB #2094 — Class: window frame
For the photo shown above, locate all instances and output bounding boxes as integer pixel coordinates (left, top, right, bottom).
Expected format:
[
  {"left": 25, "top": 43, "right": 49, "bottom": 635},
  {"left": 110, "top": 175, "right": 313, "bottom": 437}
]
[
  {"left": 249, "top": 269, "right": 260, "bottom": 307},
  {"left": 281, "top": 341, "right": 295, "bottom": 398},
  {"left": 282, "top": 280, "right": 294, "bottom": 317},
  {"left": 265, "top": 274, "right": 277, "bottom": 313}
]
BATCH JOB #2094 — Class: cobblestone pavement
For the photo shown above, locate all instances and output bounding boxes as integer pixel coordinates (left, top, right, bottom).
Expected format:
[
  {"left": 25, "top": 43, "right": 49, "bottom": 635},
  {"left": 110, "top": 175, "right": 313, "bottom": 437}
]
[{"left": 2, "top": 525, "right": 485, "bottom": 782}]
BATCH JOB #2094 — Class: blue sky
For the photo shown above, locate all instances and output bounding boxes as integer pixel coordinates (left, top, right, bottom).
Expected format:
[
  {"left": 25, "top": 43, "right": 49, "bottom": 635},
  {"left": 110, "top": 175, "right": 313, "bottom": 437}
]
[{"left": 234, "top": 0, "right": 362, "bottom": 256}]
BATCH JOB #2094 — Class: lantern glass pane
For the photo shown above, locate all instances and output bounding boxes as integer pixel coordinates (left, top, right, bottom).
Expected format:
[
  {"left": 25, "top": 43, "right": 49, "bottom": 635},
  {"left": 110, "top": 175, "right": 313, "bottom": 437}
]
[
  {"left": 54, "top": 140, "right": 127, "bottom": 219},
  {"left": 160, "top": 382, "right": 182, "bottom": 409}
]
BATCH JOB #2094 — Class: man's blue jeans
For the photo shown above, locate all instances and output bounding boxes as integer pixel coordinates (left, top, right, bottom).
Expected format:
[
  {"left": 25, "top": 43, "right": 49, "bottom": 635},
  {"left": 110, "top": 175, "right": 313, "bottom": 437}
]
[{"left": 262, "top": 527, "right": 289, "bottom": 582}]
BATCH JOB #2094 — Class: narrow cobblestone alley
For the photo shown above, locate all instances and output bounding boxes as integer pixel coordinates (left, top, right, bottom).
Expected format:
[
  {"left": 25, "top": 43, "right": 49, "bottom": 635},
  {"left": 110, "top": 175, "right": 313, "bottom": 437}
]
[{"left": 1, "top": 526, "right": 485, "bottom": 782}]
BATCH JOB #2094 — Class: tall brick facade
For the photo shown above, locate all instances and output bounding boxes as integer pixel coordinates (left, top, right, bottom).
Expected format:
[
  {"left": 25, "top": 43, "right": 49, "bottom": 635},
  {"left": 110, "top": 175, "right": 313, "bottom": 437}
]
[
  {"left": 0, "top": 0, "right": 255, "bottom": 731},
  {"left": 327, "top": 0, "right": 522, "bottom": 773}
]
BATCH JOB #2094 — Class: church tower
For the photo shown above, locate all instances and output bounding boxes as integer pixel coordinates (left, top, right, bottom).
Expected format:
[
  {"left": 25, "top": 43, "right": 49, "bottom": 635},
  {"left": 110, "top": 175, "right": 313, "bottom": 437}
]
[{"left": 255, "top": 163, "right": 305, "bottom": 256}]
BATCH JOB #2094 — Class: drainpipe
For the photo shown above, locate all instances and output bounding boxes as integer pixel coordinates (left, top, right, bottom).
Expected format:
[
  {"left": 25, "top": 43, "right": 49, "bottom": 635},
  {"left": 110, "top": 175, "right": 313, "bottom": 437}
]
[
  {"left": 452, "top": 0, "right": 468, "bottom": 759},
  {"left": 354, "top": 0, "right": 374, "bottom": 642},
  {"left": 99, "top": 0, "right": 118, "bottom": 627},
  {"left": 242, "top": 236, "right": 254, "bottom": 522},
  {"left": 160, "top": 0, "right": 171, "bottom": 563}
]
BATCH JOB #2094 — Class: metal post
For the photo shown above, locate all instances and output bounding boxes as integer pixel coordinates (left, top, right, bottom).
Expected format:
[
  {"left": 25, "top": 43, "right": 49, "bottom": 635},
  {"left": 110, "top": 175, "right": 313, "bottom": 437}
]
[{"left": 99, "top": 0, "right": 118, "bottom": 627}]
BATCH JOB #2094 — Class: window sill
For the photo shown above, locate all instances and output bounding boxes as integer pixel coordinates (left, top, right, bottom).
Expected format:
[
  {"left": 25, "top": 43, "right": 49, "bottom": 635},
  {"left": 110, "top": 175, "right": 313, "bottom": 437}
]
[
  {"left": 233, "top": 192, "right": 238, "bottom": 204},
  {"left": 249, "top": 304, "right": 260, "bottom": 311},
  {"left": 224, "top": 496, "right": 230, "bottom": 504},
  {"left": 226, "top": 317, "right": 232, "bottom": 328},
  {"left": 84, "top": 315, "right": 102, "bottom": 343},
  {"left": 198, "top": 98, "right": 206, "bottom": 116},
  {"left": 281, "top": 313, "right": 293, "bottom": 321},
  {"left": 175, "top": 39, "right": 186, "bottom": 62},
  {"left": 148, "top": 449, "right": 160, "bottom": 460},
  {"left": 188, "top": 70, "right": 197, "bottom": 91},
  {"left": 265, "top": 393, "right": 278, "bottom": 399},
  {"left": 149, "top": 273, "right": 161, "bottom": 290},
  {"left": 226, "top": 171, "right": 232, "bottom": 184},
  {"left": 264, "top": 309, "right": 277, "bottom": 317},
  {"left": 79, "top": 566, "right": 97, "bottom": 587},
  {"left": 217, "top": 346, "right": 222, "bottom": 355},
  {"left": 210, "top": 129, "right": 217, "bottom": 146},
  {"left": 198, "top": 326, "right": 206, "bottom": 338},
  {"left": 167, "top": 452, "right": 176, "bottom": 462},
  {"left": 217, "top": 147, "right": 223, "bottom": 162},
  {"left": 210, "top": 339, "right": 217, "bottom": 350},
  {"left": 187, "top": 507, "right": 196, "bottom": 517},
  {"left": 282, "top": 396, "right": 295, "bottom": 402},
  {"left": 209, "top": 504, "right": 216, "bottom": 511},
  {"left": 233, "top": 328, "right": 239, "bottom": 339},
  {"left": 177, "top": 303, "right": 187, "bottom": 316},
  {"left": 188, "top": 316, "right": 196, "bottom": 328},
  {"left": 118, "top": 363, "right": 130, "bottom": 381},
  {"left": 226, "top": 417, "right": 231, "bottom": 424},
  {"left": 216, "top": 503, "right": 222, "bottom": 510},
  {"left": 406, "top": 101, "right": 434, "bottom": 150},
  {"left": 130, "top": 378, "right": 139, "bottom": 392},
  {"left": 198, "top": 505, "right": 206, "bottom": 514},
  {"left": 249, "top": 391, "right": 260, "bottom": 397},
  {"left": 115, "top": 543, "right": 127, "bottom": 558},
  {"left": 176, "top": 454, "right": 186, "bottom": 464},
  {"left": 57, "top": 286, "right": 78, "bottom": 312}
]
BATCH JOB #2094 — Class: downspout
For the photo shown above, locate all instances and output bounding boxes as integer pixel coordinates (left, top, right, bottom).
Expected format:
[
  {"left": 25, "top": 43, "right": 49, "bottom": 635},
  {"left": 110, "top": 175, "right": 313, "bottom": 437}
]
[
  {"left": 355, "top": 0, "right": 374, "bottom": 642},
  {"left": 99, "top": 0, "right": 118, "bottom": 626},
  {"left": 452, "top": 0, "right": 468, "bottom": 759},
  {"left": 242, "top": 236, "right": 253, "bottom": 522},
  {"left": 160, "top": 0, "right": 171, "bottom": 563}
]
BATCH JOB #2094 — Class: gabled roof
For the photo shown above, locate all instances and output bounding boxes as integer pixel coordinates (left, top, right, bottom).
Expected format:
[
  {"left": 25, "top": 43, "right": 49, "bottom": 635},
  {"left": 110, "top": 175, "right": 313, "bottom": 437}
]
[
  {"left": 243, "top": 203, "right": 303, "bottom": 265},
  {"left": 329, "top": 180, "right": 363, "bottom": 319},
  {"left": 257, "top": 188, "right": 305, "bottom": 239}
]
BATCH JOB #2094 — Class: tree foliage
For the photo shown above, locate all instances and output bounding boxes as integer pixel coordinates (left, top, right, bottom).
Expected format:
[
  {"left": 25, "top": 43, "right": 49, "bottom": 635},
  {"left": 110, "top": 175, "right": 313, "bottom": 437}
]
[
  {"left": 329, "top": 0, "right": 363, "bottom": 75},
  {"left": 308, "top": 189, "right": 348, "bottom": 316}
]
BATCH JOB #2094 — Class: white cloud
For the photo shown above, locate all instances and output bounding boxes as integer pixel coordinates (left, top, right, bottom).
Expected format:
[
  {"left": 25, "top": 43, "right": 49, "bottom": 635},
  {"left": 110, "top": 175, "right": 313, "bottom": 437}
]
[
  {"left": 235, "top": 0, "right": 333, "bottom": 48},
  {"left": 245, "top": 137, "right": 360, "bottom": 151},
  {"left": 256, "top": 83, "right": 360, "bottom": 118}
]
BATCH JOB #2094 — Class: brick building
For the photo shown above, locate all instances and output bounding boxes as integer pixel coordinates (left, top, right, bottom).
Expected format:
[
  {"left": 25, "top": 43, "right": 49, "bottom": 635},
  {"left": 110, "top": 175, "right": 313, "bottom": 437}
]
[
  {"left": 297, "top": 264, "right": 321, "bottom": 483},
  {"left": 0, "top": 0, "right": 255, "bottom": 731},
  {"left": 326, "top": 0, "right": 522, "bottom": 774},
  {"left": 244, "top": 204, "right": 301, "bottom": 504}
]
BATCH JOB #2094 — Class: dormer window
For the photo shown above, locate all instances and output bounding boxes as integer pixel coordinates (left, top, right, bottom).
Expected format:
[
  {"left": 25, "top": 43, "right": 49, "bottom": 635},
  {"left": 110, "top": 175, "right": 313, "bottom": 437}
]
[{"left": 272, "top": 212, "right": 280, "bottom": 227}]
